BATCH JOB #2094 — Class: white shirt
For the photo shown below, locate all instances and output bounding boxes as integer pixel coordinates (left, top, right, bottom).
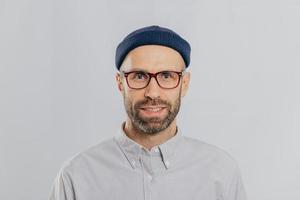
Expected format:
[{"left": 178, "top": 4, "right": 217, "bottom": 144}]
[{"left": 49, "top": 126, "right": 247, "bottom": 200}]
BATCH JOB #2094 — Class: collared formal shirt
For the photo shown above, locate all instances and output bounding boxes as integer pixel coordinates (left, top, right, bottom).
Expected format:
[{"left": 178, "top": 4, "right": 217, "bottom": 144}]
[{"left": 49, "top": 125, "right": 247, "bottom": 200}]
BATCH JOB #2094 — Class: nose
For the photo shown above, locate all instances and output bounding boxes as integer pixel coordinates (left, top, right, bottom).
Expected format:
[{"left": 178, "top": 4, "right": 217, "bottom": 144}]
[{"left": 144, "top": 77, "right": 161, "bottom": 99}]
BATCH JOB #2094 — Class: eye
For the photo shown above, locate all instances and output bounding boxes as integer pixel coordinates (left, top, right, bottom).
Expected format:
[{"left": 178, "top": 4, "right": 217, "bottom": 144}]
[
  {"left": 160, "top": 71, "right": 174, "bottom": 79},
  {"left": 132, "top": 71, "right": 148, "bottom": 80}
]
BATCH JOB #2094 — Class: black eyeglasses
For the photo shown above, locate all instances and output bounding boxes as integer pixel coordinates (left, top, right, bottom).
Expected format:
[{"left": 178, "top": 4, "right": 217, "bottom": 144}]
[{"left": 121, "top": 70, "right": 184, "bottom": 89}]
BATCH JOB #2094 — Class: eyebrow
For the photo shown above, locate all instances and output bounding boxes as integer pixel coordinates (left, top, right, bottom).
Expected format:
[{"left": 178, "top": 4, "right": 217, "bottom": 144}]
[
  {"left": 124, "top": 67, "right": 182, "bottom": 72},
  {"left": 128, "top": 69, "right": 148, "bottom": 72}
]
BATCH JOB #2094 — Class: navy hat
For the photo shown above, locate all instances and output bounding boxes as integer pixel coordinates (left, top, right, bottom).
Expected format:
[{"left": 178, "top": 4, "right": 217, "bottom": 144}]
[{"left": 115, "top": 25, "right": 191, "bottom": 70}]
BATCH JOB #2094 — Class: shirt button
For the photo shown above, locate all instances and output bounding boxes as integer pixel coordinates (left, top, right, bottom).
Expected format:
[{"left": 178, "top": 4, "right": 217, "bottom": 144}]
[
  {"left": 165, "top": 160, "right": 170, "bottom": 167},
  {"left": 131, "top": 160, "right": 136, "bottom": 166},
  {"left": 154, "top": 148, "right": 159, "bottom": 153},
  {"left": 147, "top": 174, "right": 152, "bottom": 180}
]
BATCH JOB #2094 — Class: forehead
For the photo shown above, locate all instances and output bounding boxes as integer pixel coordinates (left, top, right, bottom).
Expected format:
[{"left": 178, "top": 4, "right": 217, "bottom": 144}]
[{"left": 120, "top": 45, "right": 185, "bottom": 72}]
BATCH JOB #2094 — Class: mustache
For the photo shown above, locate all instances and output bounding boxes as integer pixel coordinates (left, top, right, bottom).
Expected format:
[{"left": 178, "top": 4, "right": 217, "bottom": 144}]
[{"left": 135, "top": 98, "right": 171, "bottom": 108}]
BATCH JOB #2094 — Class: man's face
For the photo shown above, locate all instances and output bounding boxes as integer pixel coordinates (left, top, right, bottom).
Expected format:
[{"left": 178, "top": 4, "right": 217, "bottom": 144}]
[{"left": 116, "top": 45, "right": 190, "bottom": 135}]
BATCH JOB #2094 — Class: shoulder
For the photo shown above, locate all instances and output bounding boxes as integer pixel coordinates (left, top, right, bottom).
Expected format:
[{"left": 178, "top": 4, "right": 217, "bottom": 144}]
[
  {"left": 58, "top": 137, "right": 120, "bottom": 174},
  {"left": 181, "top": 136, "right": 239, "bottom": 172},
  {"left": 181, "top": 136, "right": 247, "bottom": 199}
]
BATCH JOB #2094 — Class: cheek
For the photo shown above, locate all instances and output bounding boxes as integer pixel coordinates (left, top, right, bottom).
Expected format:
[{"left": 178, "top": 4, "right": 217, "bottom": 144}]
[
  {"left": 166, "top": 89, "right": 181, "bottom": 102},
  {"left": 123, "top": 90, "right": 144, "bottom": 105}
]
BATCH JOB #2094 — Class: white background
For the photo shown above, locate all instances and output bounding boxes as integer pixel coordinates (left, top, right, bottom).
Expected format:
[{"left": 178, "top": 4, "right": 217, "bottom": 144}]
[{"left": 1, "top": 0, "right": 299, "bottom": 199}]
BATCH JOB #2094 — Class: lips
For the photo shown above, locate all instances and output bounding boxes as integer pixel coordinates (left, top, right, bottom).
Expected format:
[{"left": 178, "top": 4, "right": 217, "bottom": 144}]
[
  {"left": 139, "top": 106, "right": 167, "bottom": 117},
  {"left": 140, "top": 106, "right": 166, "bottom": 112}
]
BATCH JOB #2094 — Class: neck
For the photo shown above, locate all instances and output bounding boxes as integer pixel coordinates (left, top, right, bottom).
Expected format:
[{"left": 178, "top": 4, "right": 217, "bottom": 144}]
[{"left": 123, "top": 119, "right": 178, "bottom": 150}]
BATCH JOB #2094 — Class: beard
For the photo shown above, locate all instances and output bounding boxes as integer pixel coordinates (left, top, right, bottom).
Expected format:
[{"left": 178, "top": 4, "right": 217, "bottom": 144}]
[{"left": 124, "top": 95, "right": 181, "bottom": 135}]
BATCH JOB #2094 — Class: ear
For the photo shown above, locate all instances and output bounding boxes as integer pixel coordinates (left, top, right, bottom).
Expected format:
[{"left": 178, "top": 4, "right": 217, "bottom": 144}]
[
  {"left": 180, "top": 72, "right": 190, "bottom": 97},
  {"left": 115, "top": 73, "right": 124, "bottom": 92}
]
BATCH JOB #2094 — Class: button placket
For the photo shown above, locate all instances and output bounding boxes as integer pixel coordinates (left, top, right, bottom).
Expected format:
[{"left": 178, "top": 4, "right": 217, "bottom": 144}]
[{"left": 140, "top": 150, "right": 153, "bottom": 200}]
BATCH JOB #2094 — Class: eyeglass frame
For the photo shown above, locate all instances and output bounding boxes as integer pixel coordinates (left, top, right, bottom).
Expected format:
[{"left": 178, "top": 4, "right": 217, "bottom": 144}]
[{"left": 120, "top": 70, "right": 185, "bottom": 90}]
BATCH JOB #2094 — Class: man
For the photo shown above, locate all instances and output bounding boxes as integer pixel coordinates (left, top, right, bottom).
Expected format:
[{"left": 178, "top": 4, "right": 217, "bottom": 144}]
[{"left": 49, "top": 25, "right": 247, "bottom": 200}]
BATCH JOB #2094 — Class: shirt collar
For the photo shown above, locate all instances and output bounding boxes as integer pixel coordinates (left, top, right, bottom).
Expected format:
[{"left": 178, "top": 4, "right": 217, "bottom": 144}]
[{"left": 114, "top": 122, "right": 184, "bottom": 170}]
